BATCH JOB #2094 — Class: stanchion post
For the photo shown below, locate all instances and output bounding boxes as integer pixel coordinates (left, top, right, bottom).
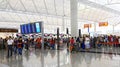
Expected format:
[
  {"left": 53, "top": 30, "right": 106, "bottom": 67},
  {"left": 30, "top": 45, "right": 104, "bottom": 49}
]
[
  {"left": 41, "top": 22, "right": 44, "bottom": 51},
  {"left": 57, "top": 28, "right": 60, "bottom": 50},
  {"left": 41, "top": 22, "right": 44, "bottom": 67}
]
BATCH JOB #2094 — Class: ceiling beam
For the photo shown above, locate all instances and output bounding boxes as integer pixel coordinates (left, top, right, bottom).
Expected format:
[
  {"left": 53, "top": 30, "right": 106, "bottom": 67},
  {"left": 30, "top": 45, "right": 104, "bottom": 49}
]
[
  {"left": 0, "top": 9, "right": 69, "bottom": 19},
  {"left": 6, "top": 0, "right": 14, "bottom": 9},
  {"left": 105, "top": 2, "right": 120, "bottom": 5},
  {"left": 43, "top": 0, "right": 49, "bottom": 15},
  {"left": 19, "top": 0, "right": 27, "bottom": 11},
  {"left": 0, "top": 20, "right": 26, "bottom": 23},
  {"left": 114, "top": 22, "right": 120, "bottom": 26},
  {"left": 54, "top": 0, "right": 57, "bottom": 15},
  {"left": 16, "top": 14, "right": 24, "bottom": 22},
  {"left": 6, "top": 0, "right": 16, "bottom": 22},
  {"left": 32, "top": 0, "right": 38, "bottom": 13},
  {"left": 79, "top": 0, "right": 120, "bottom": 15}
]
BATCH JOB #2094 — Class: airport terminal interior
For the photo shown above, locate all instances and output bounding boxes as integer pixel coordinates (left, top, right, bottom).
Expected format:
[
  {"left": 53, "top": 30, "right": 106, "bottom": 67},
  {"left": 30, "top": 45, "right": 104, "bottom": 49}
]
[{"left": 1, "top": 0, "right": 120, "bottom": 67}]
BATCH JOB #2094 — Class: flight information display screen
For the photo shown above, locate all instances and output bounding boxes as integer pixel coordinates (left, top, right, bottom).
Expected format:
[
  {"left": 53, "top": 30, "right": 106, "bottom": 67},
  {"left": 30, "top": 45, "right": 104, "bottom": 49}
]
[
  {"left": 31, "top": 23, "right": 36, "bottom": 33},
  {"left": 28, "top": 23, "right": 31, "bottom": 33},
  {"left": 20, "top": 22, "right": 42, "bottom": 34},
  {"left": 35, "top": 22, "right": 41, "bottom": 33},
  {"left": 24, "top": 24, "right": 28, "bottom": 34},
  {"left": 20, "top": 25, "right": 25, "bottom": 34}
]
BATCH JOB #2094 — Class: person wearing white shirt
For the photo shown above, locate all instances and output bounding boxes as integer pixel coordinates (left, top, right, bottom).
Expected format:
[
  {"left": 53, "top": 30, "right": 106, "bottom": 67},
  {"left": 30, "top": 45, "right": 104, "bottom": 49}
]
[
  {"left": 85, "top": 36, "right": 90, "bottom": 50},
  {"left": 7, "top": 36, "right": 13, "bottom": 57}
]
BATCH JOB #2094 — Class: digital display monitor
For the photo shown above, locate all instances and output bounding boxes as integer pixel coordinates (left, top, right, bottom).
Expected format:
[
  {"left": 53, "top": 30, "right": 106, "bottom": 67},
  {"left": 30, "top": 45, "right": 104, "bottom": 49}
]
[
  {"left": 20, "top": 25, "right": 24, "bottom": 34},
  {"left": 35, "top": 22, "right": 41, "bottom": 33},
  {"left": 31, "top": 23, "right": 36, "bottom": 33},
  {"left": 28, "top": 24, "right": 31, "bottom": 33},
  {"left": 20, "top": 22, "right": 42, "bottom": 34},
  {"left": 24, "top": 24, "right": 28, "bottom": 34},
  {"left": 22, "top": 25, "right": 25, "bottom": 34}
]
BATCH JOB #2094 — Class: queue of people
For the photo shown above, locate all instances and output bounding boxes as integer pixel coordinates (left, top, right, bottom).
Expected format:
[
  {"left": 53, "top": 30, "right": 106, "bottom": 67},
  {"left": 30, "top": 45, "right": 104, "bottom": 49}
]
[
  {"left": 68, "top": 35, "right": 120, "bottom": 52},
  {"left": 0, "top": 36, "right": 59, "bottom": 58},
  {"left": 6, "top": 36, "right": 23, "bottom": 57},
  {"left": 0, "top": 37, "right": 7, "bottom": 50},
  {"left": 1, "top": 34, "right": 120, "bottom": 57}
]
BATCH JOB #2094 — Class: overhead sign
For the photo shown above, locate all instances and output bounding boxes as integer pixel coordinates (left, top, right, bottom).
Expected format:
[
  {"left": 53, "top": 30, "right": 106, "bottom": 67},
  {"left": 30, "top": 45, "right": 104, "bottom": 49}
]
[
  {"left": 84, "top": 24, "right": 92, "bottom": 28},
  {"left": 0, "top": 28, "right": 18, "bottom": 33},
  {"left": 99, "top": 22, "right": 108, "bottom": 27}
]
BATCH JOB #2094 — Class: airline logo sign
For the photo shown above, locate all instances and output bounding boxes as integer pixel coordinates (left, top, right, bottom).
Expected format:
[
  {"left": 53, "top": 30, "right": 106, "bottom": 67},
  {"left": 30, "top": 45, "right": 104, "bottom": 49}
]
[
  {"left": 84, "top": 24, "right": 92, "bottom": 28},
  {"left": 99, "top": 22, "right": 108, "bottom": 27}
]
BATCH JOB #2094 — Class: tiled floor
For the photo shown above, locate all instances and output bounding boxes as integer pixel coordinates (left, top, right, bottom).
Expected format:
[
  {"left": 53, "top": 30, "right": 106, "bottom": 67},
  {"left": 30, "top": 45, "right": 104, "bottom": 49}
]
[
  {"left": 79, "top": 47, "right": 120, "bottom": 54},
  {"left": 0, "top": 48, "right": 120, "bottom": 67}
]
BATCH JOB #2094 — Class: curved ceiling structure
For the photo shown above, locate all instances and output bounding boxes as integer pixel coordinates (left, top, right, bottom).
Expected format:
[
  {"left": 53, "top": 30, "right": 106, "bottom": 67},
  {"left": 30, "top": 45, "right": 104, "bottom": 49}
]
[{"left": 0, "top": 0, "right": 120, "bottom": 30}]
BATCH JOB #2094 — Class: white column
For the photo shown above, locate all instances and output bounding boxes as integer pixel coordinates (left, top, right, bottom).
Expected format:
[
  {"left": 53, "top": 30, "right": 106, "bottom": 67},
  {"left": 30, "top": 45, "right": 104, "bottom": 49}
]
[
  {"left": 70, "top": 0, "right": 78, "bottom": 37},
  {"left": 113, "top": 25, "right": 115, "bottom": 34},
  {"left": 94, "top": 23, "right": 96, "bottom": 33},
  {"left": 62, "top": 17, "right": 65, "bottom": 32}
]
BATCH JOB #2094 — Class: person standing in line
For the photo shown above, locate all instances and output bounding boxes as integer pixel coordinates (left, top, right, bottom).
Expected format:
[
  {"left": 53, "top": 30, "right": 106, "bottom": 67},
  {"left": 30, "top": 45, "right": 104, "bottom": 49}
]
[
  {"left": 85, "top": 36, "right": 90, "bottom": 51},
  {"left": 18, "top": 37, "right": 23, "bottom": 55},
  {"left": 69, "top": 37, "right": 75, "bottom": 52},
  {"left": 50, "top": 38, "right": 55, "bottom": 50},
  {"left": 70, "top": 37, "right": 75, "bottom": 46},
  {"left": 4, "top": 37, "right": 8, "bottom": 50},
  {"left": 35, "top": 37, "right": 42, "bottom": 49},
  {"left": 76, "top": 37, "right": 80, "bottom": 50},
  {"left": 24, "top": 38, "right": 29, "bottom": 51},
  {"left": 118, "top": 37, "right": 120, "bottom": 47},
  {"left": 81, "top": 36, "right": 85, "bottom": 49},
  {"left": 13, "top": 38, "right": 18, "bottom": 55},
  {"left": 0, "top": 37, "right": 4, "bottom": 50},
  {"left": 7, "top": 36, "right": 13, "bottom": 58}
]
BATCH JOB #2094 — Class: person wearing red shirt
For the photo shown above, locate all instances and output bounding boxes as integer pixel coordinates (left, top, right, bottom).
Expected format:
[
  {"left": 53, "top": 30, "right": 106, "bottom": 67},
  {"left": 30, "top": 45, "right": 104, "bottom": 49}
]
[
  {"left": 108, "top": 35, "right": 113, "bottom": 47},
  {"left": 35, "top": 37, "right": 42, "bottom": 49},
  {"left": 69, "top": 37, "right": 75, "bottom": 51},
  {"left": 50, "top": 38, "right": 55, "bottom": 49},
  {"left": 70, "top": 37, "right": 75, "bottom": 46}
]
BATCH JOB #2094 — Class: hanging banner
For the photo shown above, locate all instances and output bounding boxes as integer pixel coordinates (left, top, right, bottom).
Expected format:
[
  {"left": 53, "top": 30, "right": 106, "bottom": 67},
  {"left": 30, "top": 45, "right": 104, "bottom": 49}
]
[
  {"left": 84, "top": 24, "right": 92, "bottom": 28},
  {"left": 99, "top": 22, "right": 108, "bottom": 27}
]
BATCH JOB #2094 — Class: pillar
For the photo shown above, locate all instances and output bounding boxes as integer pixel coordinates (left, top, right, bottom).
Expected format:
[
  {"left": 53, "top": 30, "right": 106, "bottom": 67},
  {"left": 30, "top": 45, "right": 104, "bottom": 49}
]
[
  {"left": 94, "top": 23, "right": 96, "bottom": 33},
  {"left": 62, "top": 17, "right": 65, "bottom": 31},
  {"left": 70, "top": 0, "right": 78, "bottom": 37},
  {"left": 113, "top": 25, "right": 115, "bottom": 34}
]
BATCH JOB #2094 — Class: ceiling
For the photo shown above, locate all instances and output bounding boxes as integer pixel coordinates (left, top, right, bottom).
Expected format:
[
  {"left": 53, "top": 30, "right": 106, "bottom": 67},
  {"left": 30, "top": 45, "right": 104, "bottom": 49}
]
[{"left": 0, "top": 0, "right": 120, "bottom": 29}]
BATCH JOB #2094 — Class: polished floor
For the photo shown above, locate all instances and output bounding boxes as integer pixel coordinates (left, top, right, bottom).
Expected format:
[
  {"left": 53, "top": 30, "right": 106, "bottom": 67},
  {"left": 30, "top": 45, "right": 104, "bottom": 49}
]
[
  {"left": 0, "top": 48, "right": 120, "bottom": 67},
  {"left": 80, "top": 47, "right": 120, "bottom": 54}
]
